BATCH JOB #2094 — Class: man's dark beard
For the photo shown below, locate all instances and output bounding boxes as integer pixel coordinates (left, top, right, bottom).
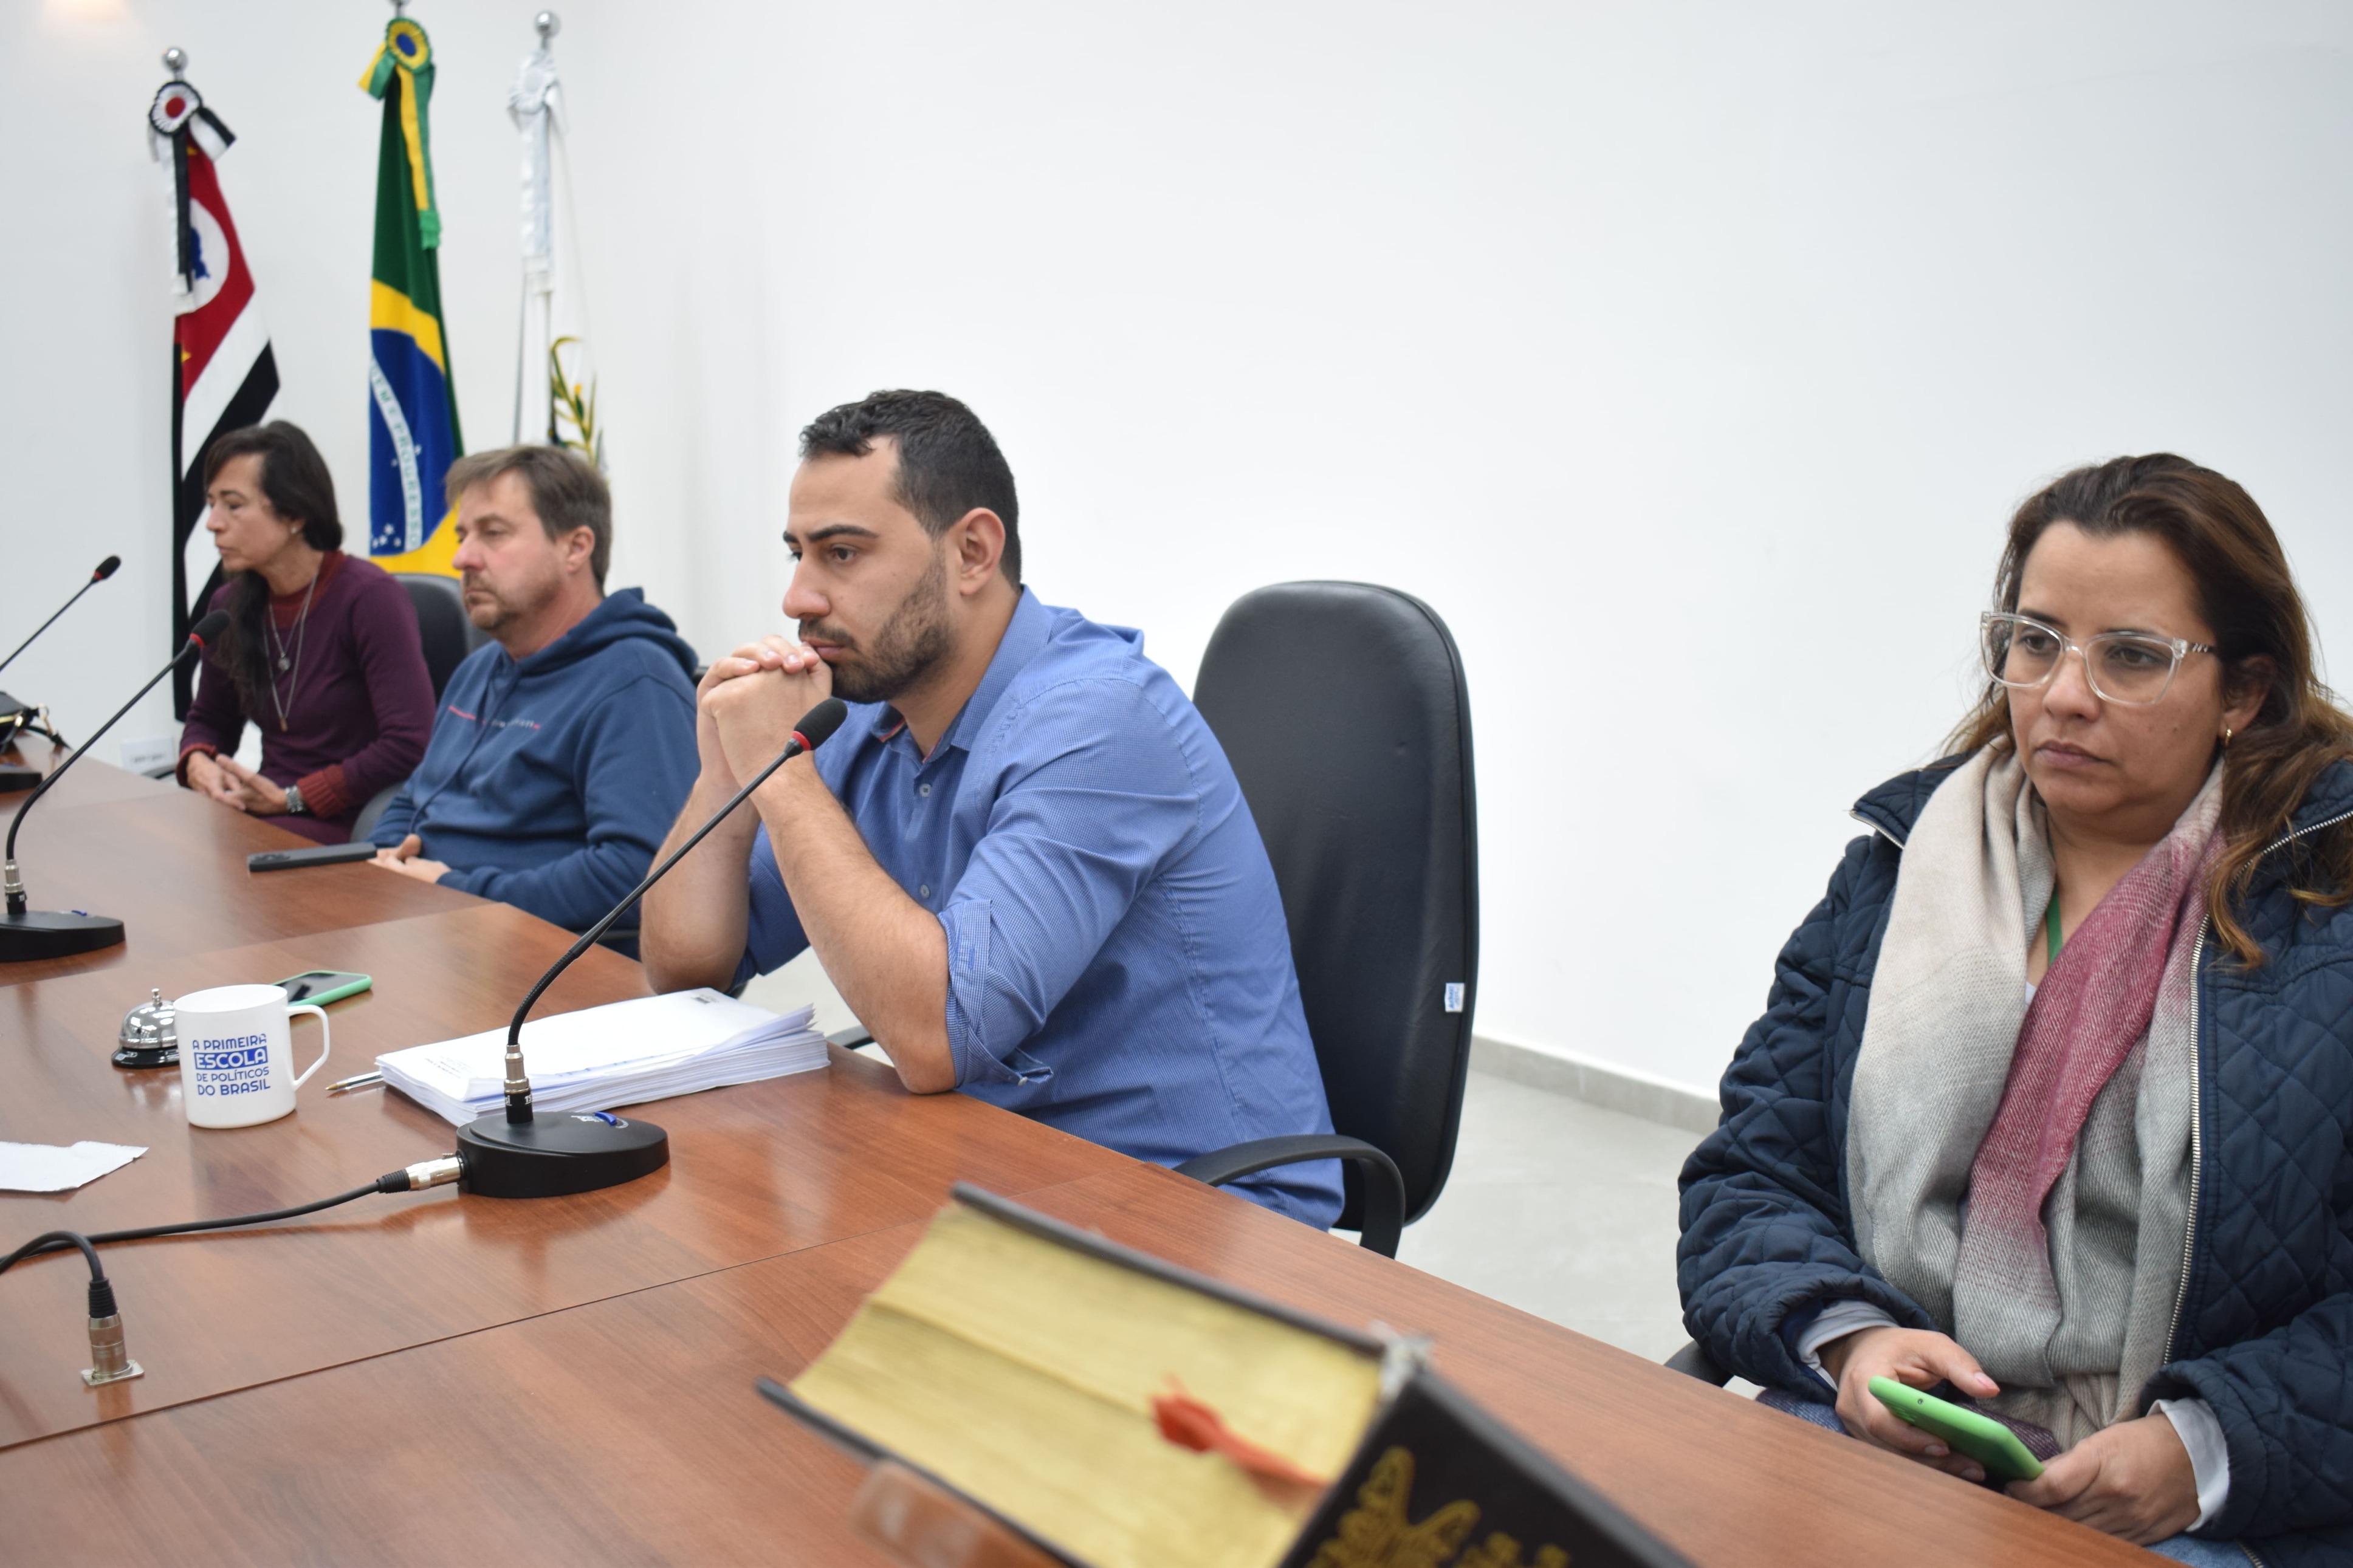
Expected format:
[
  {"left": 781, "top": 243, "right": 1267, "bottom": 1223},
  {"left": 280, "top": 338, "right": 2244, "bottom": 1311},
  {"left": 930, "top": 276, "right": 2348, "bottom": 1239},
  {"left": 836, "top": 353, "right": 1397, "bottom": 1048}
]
[{"left": 810, "top": 551, "right": 952, "bottom": 705}]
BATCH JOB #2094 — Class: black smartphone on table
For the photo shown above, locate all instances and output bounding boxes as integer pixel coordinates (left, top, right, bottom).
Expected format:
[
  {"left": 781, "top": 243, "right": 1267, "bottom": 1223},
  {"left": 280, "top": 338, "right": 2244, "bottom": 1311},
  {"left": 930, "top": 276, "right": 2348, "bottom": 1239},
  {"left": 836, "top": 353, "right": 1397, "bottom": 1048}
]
[{"left": 247, "top": 841, "right": 380, "bottom": 872}]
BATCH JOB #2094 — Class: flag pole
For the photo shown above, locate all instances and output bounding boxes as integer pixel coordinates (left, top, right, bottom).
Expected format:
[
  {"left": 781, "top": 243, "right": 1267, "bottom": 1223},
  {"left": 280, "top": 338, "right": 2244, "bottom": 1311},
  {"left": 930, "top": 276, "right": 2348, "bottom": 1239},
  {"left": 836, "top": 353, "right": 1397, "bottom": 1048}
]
[
  {"left": 512, "top": 12, "right": 563, "bottom": 446},
  {"left": 154, "top": 51, "right": 277, "bottom": 716},
  {"left": 360, "top": 0, "right": 464, "bottom": 572},
  {"left": 538, "top": 12, "right": 559, "bottom": 448}
]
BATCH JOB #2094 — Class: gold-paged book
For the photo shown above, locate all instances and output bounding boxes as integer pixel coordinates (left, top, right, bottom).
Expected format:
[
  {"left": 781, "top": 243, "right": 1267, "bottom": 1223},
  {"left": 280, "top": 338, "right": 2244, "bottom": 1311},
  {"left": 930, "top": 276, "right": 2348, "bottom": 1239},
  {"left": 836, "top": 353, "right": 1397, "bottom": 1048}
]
[{"left": 758, "top": 1185, "right": 1689, "bottom": 1568}]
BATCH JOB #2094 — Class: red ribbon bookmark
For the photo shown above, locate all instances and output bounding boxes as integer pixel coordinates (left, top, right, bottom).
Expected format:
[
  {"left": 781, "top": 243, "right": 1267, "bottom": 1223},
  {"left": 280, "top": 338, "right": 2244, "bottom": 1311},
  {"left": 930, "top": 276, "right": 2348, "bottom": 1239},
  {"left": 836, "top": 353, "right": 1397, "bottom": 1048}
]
[{"left": 1151, "top": 1378, "right": 1328, "bottom": 1487}]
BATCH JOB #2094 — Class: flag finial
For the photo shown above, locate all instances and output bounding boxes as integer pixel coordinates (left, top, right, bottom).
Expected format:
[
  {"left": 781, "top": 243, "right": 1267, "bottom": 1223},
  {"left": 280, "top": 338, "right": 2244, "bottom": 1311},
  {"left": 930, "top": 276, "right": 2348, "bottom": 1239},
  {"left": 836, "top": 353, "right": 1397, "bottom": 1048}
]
[
  {"left": 163, "top": 48, "right": 187, "bottom": 80},
  {"left": 535, "top": 12, "right": 561, "bottom": 44}
]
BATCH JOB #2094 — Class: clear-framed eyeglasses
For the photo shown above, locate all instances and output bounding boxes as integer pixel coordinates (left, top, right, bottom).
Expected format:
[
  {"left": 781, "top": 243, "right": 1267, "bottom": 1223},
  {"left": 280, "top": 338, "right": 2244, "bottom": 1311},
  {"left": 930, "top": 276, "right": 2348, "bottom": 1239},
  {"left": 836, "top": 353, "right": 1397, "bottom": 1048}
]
[{"left": 1979, "top": 612, "right": 2215, "bottom": 707}]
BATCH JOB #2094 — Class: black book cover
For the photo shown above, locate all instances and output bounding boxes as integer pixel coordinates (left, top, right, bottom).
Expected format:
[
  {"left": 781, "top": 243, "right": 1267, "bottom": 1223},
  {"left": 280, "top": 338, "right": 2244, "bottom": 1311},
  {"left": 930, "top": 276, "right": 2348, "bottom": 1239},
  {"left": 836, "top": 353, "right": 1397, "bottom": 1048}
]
[{"left": 1278, "top": 1369, "right": 1690, "bottom": 1568}]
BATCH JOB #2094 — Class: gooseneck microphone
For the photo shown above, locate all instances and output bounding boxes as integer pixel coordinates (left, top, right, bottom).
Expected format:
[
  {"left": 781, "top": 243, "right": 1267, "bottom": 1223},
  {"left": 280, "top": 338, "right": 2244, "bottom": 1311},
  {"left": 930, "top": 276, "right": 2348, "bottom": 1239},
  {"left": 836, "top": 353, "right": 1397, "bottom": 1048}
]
[
  {"left": 455, "top": 696, "right": 850, "bottom": 1199},
  {"left": 0, "top": 556, "right": 123, "bottom": 679},
  {"left": 1, "top": 609, "right": 229, "bottom": 963}
]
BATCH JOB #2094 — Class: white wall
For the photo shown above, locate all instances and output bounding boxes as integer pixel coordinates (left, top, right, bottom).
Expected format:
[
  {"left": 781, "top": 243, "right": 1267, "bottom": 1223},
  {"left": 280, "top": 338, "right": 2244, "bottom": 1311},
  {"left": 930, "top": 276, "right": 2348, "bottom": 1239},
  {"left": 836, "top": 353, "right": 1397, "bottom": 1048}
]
[{"left": 9, "top": 1, "right": 2351, "bottom": 1092}]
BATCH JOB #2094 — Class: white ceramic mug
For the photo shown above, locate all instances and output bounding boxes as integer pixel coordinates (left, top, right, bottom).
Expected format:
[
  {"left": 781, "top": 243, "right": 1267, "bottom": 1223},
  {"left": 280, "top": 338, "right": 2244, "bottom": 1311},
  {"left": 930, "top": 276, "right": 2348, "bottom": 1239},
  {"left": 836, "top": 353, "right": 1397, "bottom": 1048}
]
[{"left": 174, "top": 983, "right": 331, "bottom": 1129}]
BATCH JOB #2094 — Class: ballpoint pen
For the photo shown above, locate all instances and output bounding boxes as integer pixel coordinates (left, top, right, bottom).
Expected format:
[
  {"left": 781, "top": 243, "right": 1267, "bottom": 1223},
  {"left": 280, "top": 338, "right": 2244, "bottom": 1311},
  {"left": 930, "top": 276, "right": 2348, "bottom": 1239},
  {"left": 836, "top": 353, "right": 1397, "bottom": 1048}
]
[{"left": 327, "top": 1070, "right": 383, "bottom": 1094}]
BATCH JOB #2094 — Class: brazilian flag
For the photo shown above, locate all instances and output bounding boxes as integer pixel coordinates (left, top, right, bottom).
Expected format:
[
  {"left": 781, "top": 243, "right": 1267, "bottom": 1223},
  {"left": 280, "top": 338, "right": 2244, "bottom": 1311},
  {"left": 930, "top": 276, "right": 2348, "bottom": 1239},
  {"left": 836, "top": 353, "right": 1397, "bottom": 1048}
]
[{"left": 360, "top": 18, "right": 464, "bottom": 575}]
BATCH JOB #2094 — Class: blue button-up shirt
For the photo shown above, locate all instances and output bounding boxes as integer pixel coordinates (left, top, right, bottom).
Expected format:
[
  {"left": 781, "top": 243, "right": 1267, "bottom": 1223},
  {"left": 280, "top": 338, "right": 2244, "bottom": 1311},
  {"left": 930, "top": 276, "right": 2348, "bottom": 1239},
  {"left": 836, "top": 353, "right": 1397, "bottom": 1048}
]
[{"left": 737, "top": 591, "right": 1341, "bottom": 1227}]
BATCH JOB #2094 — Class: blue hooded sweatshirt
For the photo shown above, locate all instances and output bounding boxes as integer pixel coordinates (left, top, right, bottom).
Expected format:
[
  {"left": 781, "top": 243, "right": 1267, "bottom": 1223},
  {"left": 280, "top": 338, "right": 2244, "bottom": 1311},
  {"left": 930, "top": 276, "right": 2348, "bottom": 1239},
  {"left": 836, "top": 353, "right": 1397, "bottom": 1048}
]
[{"left": 371, "top": 588, "right": 699, "bottom": 933}]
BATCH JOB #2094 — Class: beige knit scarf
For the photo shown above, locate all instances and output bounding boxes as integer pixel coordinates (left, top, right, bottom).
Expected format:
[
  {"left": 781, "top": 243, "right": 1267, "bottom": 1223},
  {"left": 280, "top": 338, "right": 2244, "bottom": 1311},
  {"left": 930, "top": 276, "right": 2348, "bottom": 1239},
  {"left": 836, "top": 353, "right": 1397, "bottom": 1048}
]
[{"left": 1847, "top": 748, "right": 2217, "bottom": 1446}]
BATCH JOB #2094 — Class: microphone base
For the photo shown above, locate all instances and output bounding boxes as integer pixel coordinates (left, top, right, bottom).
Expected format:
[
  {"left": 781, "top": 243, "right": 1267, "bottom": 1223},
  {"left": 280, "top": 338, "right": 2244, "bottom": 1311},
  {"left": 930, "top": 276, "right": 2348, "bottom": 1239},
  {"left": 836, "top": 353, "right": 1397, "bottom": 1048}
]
[
  {"left": 0, "top": 764, "right": 37, "bottom": 793},
  {"left": 455, "top": 1110, "right": 670, "bottom": 1199},
  {"left": 0, "top": 909, "right": 126, "bottom": 962}
]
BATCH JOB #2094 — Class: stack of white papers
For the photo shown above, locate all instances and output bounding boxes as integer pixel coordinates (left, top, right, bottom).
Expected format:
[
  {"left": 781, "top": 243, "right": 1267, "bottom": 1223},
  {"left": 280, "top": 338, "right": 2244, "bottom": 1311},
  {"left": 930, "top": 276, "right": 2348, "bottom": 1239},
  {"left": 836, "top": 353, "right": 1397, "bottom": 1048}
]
[{"left": 375, "top": 989, "right": 830, "bottom": 1126}]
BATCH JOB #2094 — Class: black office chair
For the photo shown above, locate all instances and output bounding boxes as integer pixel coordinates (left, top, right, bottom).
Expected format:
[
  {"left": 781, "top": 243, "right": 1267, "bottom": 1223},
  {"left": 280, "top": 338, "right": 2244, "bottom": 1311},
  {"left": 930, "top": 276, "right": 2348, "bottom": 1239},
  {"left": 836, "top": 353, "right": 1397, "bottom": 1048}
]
[
  {"left": 1664, "top": 1343, "right": 1729, "bottom": 1384},
  {"left": 345, "top": 575, "right": 489, "bottom": 838},
  {"left": 394, "top": 572, "right": 489, "bottom": 702},
  {"left": 1176, "top": 582, "right": 1480, "bottom": 1257},
  {"left": 351, "top": 788, "right": 400, "bottom": 842}
]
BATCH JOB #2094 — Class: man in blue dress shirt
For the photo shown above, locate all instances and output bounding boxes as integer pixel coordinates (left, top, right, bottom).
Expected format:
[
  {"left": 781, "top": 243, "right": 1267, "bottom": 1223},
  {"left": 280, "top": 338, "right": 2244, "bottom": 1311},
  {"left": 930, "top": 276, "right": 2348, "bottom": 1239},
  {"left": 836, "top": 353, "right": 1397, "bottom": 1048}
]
[{"left": 641, "top": 391, "right": 1341, "bottom": 1227}]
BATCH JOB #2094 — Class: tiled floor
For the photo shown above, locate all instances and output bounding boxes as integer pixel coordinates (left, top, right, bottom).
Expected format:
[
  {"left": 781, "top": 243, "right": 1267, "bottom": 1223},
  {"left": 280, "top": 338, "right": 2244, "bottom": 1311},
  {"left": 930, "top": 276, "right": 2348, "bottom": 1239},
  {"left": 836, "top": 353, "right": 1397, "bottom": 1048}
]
[
  {"left": 1397, "top": 1071, "right": 1703, "bottom": 1363},
  {"left": 744, "top": 956, "right": 1706, "bottom": 1364}
]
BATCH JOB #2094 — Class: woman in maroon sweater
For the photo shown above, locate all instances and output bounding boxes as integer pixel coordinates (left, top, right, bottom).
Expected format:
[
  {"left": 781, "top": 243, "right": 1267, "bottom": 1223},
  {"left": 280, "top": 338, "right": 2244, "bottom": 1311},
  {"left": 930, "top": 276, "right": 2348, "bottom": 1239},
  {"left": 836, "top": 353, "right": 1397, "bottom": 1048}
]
[{"left": 178, "top": 422, "right": 435, "bottom": 845}]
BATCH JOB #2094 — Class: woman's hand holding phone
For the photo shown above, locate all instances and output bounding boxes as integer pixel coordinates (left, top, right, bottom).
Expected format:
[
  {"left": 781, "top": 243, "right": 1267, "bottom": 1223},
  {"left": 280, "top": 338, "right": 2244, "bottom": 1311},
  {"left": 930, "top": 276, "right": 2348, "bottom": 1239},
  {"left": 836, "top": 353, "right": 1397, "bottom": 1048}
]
[
  {"left": 2005, "top": 1416, "right": 2200, "bottom": 1545},
  {"left": 1818, "top": 1326, "right": 2002, "bottom": 1482},
  {"left": 1824, "top": 1329, "right": 2201, "bottom": 1542}
]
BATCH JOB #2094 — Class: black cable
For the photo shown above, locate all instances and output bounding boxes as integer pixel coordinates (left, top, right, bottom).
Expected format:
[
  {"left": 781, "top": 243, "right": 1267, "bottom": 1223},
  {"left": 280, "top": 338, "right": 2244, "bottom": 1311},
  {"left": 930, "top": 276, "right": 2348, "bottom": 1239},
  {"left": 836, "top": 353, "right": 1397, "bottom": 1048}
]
[
  {"left": 13, "top": 1229, "right": 105, "bottom": 1282},
  {"left": 0, "top": 1169, "right": 415, "bottom": 1277},
  {"left": 10, "top": 1230, "right": 120, "bottom": 1323}
]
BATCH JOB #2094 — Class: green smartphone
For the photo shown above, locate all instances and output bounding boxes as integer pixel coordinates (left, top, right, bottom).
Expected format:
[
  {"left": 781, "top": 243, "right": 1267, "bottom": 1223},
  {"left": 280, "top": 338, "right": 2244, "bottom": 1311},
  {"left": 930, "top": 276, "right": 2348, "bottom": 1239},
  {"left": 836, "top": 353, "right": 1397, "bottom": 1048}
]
[
  {"left": 1868, "top": 1376, "right": 2044, "bottom": 1481},
  {"left": 274, "top": 970, "right": 374, "bottom": 1006}
]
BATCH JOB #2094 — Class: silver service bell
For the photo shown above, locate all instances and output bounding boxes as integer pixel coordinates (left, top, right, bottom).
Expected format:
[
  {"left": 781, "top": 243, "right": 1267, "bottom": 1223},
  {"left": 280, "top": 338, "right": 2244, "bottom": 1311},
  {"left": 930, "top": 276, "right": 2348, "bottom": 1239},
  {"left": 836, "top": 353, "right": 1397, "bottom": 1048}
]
[{"left": 115, "top": 988, "right": 178, "bottom": 1069}]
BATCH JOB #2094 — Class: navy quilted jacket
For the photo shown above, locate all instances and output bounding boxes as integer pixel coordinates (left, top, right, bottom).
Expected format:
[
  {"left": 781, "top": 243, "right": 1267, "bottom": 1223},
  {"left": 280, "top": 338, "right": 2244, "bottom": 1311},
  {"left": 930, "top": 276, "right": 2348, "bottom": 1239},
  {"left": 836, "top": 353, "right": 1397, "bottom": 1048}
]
[{"left": 1678, "top": 756, "right": 2353, "bottom": 1564}]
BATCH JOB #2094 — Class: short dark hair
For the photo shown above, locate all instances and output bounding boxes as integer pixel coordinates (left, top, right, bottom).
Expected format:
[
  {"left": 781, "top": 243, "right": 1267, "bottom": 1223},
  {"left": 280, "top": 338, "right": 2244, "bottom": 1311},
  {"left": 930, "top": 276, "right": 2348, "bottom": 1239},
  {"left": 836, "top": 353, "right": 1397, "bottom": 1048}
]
[
  {"left": 445, "top": 445, "right": 613, "bottom": 588},
  {"left": 799, "top": 390, "right": 1021, "bottom": 586}
]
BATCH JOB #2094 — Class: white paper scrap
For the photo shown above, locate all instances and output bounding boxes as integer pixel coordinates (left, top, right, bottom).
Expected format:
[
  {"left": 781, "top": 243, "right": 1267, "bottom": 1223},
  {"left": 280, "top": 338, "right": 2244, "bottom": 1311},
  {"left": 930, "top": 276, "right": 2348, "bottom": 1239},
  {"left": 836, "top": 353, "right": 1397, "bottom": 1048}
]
[{"left": 0, "top": 1140, "right": 147, "bottom": 1194}]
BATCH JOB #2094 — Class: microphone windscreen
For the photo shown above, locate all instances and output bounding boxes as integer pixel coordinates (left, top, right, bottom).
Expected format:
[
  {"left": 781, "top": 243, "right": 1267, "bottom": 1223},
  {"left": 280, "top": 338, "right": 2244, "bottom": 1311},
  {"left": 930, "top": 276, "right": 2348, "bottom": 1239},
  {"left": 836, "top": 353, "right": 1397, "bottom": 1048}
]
[
  {"left": 94, "top": 555, "right": 122, "bottom": 581},
  {"left": 188, "top": 609, "right": 232, "bottom": 645},
  {"left": 795, "top": 697, "right": 851, "bottom": 750}
]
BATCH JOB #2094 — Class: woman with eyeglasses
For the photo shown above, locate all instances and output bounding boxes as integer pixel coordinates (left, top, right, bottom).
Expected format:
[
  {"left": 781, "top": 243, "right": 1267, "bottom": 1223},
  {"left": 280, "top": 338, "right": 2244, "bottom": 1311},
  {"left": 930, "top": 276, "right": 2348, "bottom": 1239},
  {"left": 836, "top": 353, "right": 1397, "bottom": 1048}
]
[{"left": 1678, "top": 454, "right": 2353, "bottom": 1565}]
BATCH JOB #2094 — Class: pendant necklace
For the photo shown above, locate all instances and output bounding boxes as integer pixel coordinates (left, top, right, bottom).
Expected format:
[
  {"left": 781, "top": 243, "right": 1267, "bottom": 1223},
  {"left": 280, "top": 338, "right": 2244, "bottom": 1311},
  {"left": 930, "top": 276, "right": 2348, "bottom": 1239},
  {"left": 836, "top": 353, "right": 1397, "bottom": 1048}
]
[{"left": 266, "top": 569, "right": 320, "bottom": 733}]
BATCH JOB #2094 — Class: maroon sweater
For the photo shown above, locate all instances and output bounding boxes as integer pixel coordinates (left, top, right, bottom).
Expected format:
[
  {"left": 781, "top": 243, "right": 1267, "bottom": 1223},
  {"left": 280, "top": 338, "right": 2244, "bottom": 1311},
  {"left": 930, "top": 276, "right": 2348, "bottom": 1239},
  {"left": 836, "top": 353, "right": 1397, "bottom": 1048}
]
[{"left": 178, "top": 553, "right": 436, "bottom": 844}]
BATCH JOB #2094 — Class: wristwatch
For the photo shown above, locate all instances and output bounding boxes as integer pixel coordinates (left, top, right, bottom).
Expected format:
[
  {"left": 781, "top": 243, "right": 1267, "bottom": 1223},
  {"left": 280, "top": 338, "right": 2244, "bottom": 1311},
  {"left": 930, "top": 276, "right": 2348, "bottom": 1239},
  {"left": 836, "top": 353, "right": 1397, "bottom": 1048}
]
[{"left": 283, "top": 783, "right": 307, "bottom": 817}]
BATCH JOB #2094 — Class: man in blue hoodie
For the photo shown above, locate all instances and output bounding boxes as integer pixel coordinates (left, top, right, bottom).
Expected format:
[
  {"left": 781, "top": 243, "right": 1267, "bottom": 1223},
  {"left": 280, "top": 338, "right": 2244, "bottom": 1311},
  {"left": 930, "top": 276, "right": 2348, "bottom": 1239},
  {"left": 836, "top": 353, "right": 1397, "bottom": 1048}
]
[{"left": 369, "top": 446, "right": 699, "bottom": 935}]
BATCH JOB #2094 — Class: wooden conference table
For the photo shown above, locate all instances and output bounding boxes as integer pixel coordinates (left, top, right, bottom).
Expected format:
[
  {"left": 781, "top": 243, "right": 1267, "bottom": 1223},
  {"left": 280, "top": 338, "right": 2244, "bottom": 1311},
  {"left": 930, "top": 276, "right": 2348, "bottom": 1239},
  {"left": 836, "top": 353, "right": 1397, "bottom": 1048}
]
[{"left": 0, "top": 747, "right": 2154, "bottom": 1565}]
